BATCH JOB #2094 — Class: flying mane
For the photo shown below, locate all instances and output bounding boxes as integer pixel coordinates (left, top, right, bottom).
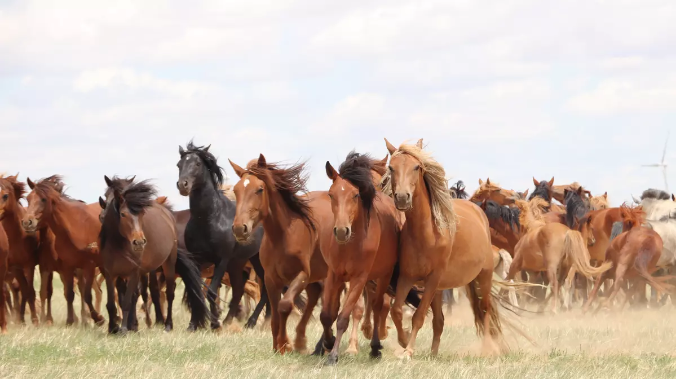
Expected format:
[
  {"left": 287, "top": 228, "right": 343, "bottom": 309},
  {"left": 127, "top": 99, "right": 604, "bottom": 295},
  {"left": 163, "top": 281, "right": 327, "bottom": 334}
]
[
  {"left": 564, "top": 189, "right": 590, "bottom": 229},
  {"left": 245, "top": 158, "right": 316, "bottom": 231},
  {"left": 0, "top": 174, "right": 27, "bottom": 200},
  {"left": 32, "top": 175, "right": 82, "bottom": 203},
  {"left": 382, "top": 142, "right": 456, "bottom": 231},
  {"left": 619, "top": 203, "right": 646, "bottom": 231},
  {"left": 514, "top": 198, "right": 548, "bottom": 232},
  {"left": 450, "top": 180, "right": 468, "bottom": 200},
  {"left": 480, "top": 199, "right": 520, "bottom": 232},
  {"left": 180, "top": 140, "right": 225, "bottom": 190},
  {"left": 338, "top": 151, "right": 378, "bottom": 228}
]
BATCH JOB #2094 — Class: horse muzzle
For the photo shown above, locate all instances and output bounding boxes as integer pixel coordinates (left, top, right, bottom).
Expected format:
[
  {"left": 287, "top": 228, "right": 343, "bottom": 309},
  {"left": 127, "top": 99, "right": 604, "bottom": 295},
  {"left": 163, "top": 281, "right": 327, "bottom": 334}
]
[
  {"left": 333, "top": 226, "right": 352, "bottom": 244},
  {"left": 21, "top": 217, "right": 39, "bottom": 234},
  {"left": 393, "top": 192, "right": 412, "bottom": 211},
  {"left": 177, "top": 179, "right": 192, "bottom": 196},
  {"left": 232, "top": 221, "right": 254, "bottom": 244}
]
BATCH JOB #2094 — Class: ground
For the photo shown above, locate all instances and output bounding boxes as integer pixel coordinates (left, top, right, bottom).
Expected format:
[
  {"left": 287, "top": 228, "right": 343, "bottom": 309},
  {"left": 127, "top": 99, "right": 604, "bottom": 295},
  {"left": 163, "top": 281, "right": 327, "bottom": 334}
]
[{"left": 2, "top": 283, "right": 676, "bottom": 379}]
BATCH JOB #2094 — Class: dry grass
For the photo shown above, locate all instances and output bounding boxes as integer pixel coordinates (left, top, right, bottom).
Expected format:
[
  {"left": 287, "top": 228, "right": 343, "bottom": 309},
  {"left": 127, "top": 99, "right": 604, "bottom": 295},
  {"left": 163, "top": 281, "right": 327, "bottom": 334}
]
[{"left": 2, "top": 283, "right": 676, "bottom": 379}]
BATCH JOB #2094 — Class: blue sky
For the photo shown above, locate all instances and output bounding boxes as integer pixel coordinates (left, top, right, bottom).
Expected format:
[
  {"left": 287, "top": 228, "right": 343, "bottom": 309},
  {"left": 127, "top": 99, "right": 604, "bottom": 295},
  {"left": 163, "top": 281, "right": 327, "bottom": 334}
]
[{"left": 1, "top": 0, "right": 675, "bottom": 210}]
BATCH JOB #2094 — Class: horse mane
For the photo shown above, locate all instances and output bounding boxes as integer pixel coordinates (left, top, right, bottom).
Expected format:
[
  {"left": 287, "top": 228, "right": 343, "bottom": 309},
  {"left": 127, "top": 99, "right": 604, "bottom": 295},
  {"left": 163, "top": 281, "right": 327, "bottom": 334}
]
[
  {"left": 0, "top": 175, "right": 26, "bottom": 200},
  {"left": 564, "top": 189, "right": 590, "bottom": 229},
  {"left": 481, "top": 199, "right": 520, "bottom": 232},
  {"left": 449, "top": 180, "right": 468, "bottom": 200},
  {"left": 590, "top": 194, "right": 610, "bottom": 210},
  {"left": 220, "top": 184, "right": 236, "bottom": 201},
  {"left": 382, "top": 142, "right": 456, "bottom": 231},
  {"left": 641, "top": 189, "right": 671, "bottom": 201},
  {"left": 118, "top": 180, "right": 158, "bottom": 215},
  {"left": 338, "top": 151, "right": 377, "bottom": 227},
  {"left": 620, "top": 202, "right": 646, "bottom": 231},
  {"left": 529, "top": 179, "right": 552, "bottom": 203},
  {"left": 33, "top": 175, "right": 81, "bottom": 203},
  {"left": 470, "top": 179, "right": 504, "bottom": 202},
  {"left": 105, "top": 176, "right": 135, "bottom": 196},
  {"left": 245, "top": 159, "right": 316, "bottom": 231},
  {"left": 515, "top": 198, "right": 547, "bottom": 231},
  {"left": 181, "top": 140, "right": 225, "bottom": 189}
]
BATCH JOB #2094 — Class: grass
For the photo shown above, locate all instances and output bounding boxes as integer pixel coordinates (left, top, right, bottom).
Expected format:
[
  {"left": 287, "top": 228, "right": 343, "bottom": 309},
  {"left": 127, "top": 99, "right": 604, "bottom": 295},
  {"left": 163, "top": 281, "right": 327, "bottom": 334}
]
[{"left": 2, "top": 282, "right": 676, "bottom": 379}]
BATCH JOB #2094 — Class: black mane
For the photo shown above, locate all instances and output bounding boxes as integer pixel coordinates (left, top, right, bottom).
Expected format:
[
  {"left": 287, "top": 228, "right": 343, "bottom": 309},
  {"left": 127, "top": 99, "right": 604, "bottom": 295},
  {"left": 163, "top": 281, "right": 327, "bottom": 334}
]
[
  {"left": 480, "top": 200, "right": 520, "bottom": 232},
  {"left": 641, "top": 188, "right": 671, "bottom": 201},
  {"left": 119, "top": 180, "right": 157, "bottom": 215},
  {"left": 564, "top": 189, "right": 590, "bottom": 229},
  {"left": 338, "top": 151, "right": 377, "bottom": 228},
  {"left": 182, "top": 140, "right": 225, "bottom": 189},
  {"left": 449, "top": 180, "right": 468, "bottom": 200},
  {"left": 100, "top": 180, "right": 157, "bottom": 253},
  {"left": 529, "top": 179, "right": 552, "bottom": 203}
]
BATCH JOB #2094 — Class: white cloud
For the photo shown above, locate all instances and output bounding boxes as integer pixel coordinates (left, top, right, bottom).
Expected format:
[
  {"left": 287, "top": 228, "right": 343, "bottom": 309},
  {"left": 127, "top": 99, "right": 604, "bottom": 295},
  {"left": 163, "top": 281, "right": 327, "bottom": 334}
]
[{"left": 567, "top": 76, "right": 676, "bottom": 114}]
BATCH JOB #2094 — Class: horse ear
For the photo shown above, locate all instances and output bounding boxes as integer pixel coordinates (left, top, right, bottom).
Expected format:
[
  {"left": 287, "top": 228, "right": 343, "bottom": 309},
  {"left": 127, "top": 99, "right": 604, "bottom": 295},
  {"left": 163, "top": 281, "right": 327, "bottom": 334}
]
[
  {"left": 603, "top": 192, "right": 608, "bottom": 199},
  {"left": 479, "top": 179, "right": 484, "bottom": 185},
  {"left": 99, "top": 196, "right": 106, "bottom": 210},
  {"left": 416, "top": 139, "right": 423, "bottom": 149},
  {"left": 486, "top": 177, "right": 491, "bottom": 185},
  {"left": 257, "top": 154, "right": 267, "bottom": 168},
  {"left": 548, "top": 177, "right": 555, "bottom": 187},
  {"left": 533, "top": 177, "right": 539, "bottom": 186},
  {"left": 522, "top": 189, "right": 529, "bottom": 198},
  {"left": 204, "top": 144, "right": 211, "bottom": 152},
  {"left": 104, "top": 175, "right": 113, "bottom": 188},
  {"left": 130, "top": 175, "right": 136, "bottom": 183},
  {"left": 27, "top": 177, "right": 35, "bottom": 189},
  {"left": 577, "top": 186, "right": 584, "bottom": 196},
  {"left": 672, "top": 194, "right": 675, "bottom": 202},
  {"left": 384, "top": 138, "right": 397, "bottom": 155},
  {"left": 113, "top": 189, "right": 124, "bottom": 205},
  {"left": 10, "top": 172, "right": 19, "bottom": 180},
  {"left": 325, "top": 162, "right": 339, "bottom": 181},
  {"left": 380, "top": 154, "right": 388, "bottom": 165},
  {"left": 179, "top": 145, "right": 185, "bottom": 156},
  {"left": 228, "top": 159, "right": 246, "bottom": 178}
]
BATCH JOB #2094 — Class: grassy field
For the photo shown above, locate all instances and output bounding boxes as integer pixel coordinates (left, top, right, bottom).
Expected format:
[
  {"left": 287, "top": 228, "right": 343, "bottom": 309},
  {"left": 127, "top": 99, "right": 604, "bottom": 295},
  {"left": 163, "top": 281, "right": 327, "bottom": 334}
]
[{"left": 2, "top": 283, "right": 676, "bottom": 379}]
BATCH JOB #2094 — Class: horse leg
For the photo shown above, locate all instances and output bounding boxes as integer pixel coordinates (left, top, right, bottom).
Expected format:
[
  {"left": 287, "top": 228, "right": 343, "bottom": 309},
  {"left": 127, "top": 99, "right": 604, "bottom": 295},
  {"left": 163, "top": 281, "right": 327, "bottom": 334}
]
[
  {"left": 265, "top": 276, "right": 283, "bottom": 352},
  {"left": 139, "top": 273, "right": 152, "bottom": 328},
  {"left": 38, "top": 264, "right": 53, "bottom": 325},
  {"left": 361, "top": 286, "right": 373, "bottom": 340},
  {"left": 129, "top": 284, "right": 140, "bottom": 332},
  {"left": 223, "top": 265, "right": 246, "bottom": 325},
  {"left": 597, "top": 265, "right": 627, "bottom": 314},
  {"left": 13, "top": 266, "right": 36, "bottom": 325},
  {"left": 103, "top": 270, "right": 119, "bottom": 334},
  {"left": 61, "top": 269, "right": 76, "bottom": 326},
  {"left": 149, "top": 271, "right": 165, "bottom": 326},
  {"left": 314, "top": 275, "right": 341, "bottom": 356},
  {"left": 369, "top": 274, "right": 392, "bottom": 359},
  {"left": 120, "top": 271, "right": 139, "bottom": 334},
  {"left": 277, "top": 271, "right": 310, "bottom": 354},
  {"left": 207, "top": 259, "right": 229, "bottom": 330},
  {"left": 82, "top": 264, "right": 104, "bottom": 326},
  {"left": 162, "top": 254, "right": 177, "bottom": 333},
  {"left": 0, "top": 263, "right": 7, "bottom": 334},
  {"left": 346, "top": 288, "right": 364, "bottom": 355},
  {"left": 563, "top": 267, "right": 577, "bottom": 311},
  {"left": 326, "top": 275, "right": 368, "bottom": 365},
  {"left": 402, "top": 272, "right": 441, "bottom": 359},
  {"left": 245, "top": 255, "right": 269, "bottom": 329},
  {"left": 294, "top": 282, "right": 321, "bottom": 354},
  {"left": 430, "top": 291, "right": 444, "bottom": 356},
  {"left": 546, "top": 266, "right": 559, "bottom": 314},
  {"left": 379, "top": 293, "right": 391, "bottom": 340},
  {"left": 390, "top": 275, "right": 416, "bottom": 349}
]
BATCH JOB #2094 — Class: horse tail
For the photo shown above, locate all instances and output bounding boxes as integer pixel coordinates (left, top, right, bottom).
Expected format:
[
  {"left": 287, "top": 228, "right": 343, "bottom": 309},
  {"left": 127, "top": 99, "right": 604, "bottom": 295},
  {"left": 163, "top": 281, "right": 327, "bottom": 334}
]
[
  {"left": 563, "top": 230, "right": 612, "bottom": 278},
  {"left": 610, "top": 221, "right": 624, "bottom": 242},
  {"left": 387, "top": 262, "right": 422, "bottom": 308},
  {"left": 175, "top": 248, "right": 209, "bottom": 329},
  {"left": 466, "top": 280, "right": 502, "bottom": 340},
  {"left": 635, "top": 246, "right": 674, "bottom": 295}
]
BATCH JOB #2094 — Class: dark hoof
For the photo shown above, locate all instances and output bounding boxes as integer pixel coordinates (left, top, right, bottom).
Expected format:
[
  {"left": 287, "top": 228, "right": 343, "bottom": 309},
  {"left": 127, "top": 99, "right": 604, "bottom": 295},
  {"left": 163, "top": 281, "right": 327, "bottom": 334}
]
[
  {"left": 312, "top": 338, "right": 325, "bottom": 356},
  {"left": 119, "top": 327, "right": 128, "bottom": 336},
  {"left": 323, "top": 335, "right": 336, "bottom": 351},
  {"left": 95, "top": 317, "right": 106, "bottom": 327},
  {"left": 370, "top": 348, "right": 383, "bottom": 359},
  {"left": 244, "top": 318, "right": 257, "bottom": 330},
  {"left": 108, "top": 324, "right": 121, "bottom": 335},
  {"left": 326, "top": 354, "right": 338, "bottom": 366},
  {"left": 164, "top": 325, "right": 173, "bottom": 333},
  {"left": 186, "top": 323, "right": 197, "bottom": 332},
  {"left": 155, "top": 318, "right": 165, "bottom": 326},
  {"left": 211, "top": 321, "right": 221, "bottom": 330}
]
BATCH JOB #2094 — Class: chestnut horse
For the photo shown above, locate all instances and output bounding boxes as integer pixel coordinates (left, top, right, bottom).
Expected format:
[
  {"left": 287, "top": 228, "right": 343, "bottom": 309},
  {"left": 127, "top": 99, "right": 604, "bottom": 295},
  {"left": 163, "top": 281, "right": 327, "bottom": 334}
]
[
  {"left": 470, "top": 178, "right": 520, "bottom": 205},
  {"left": 0, "top": 174, "right": 59, "bottom": 326},
  {"left": 99, "top": 178, "right": 208, "bottom": 333},
  {"left": 0, "top": 223, "right": 8, "bottom": 333},
  {"left": 230, "top": 155, "right": 328, "bottom": 354},
  {"left": 382, "top": 139, "right": 503, "bottom": 358},
  {"left": 23, "top": 175, "right": 104, "bottom": 326},
  {"left": 584, "top": 204, "right": 670, "bottom": 312},
  {"left": 316, "top": 152, "right": 399, "bottom": 365}
]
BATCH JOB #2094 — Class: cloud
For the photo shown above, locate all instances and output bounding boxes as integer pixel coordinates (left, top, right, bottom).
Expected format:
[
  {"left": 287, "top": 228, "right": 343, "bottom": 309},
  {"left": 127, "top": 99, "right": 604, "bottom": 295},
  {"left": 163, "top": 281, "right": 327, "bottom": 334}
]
[{"left": 567, "top": 76, "right": 676, "bottom": 114}]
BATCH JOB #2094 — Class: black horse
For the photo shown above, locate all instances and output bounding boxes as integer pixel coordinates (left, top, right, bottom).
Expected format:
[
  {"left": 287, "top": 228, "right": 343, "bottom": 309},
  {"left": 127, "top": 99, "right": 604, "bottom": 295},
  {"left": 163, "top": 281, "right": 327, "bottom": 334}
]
[{"left": 177, "top": 141, "right": 268, "bottom": 329}]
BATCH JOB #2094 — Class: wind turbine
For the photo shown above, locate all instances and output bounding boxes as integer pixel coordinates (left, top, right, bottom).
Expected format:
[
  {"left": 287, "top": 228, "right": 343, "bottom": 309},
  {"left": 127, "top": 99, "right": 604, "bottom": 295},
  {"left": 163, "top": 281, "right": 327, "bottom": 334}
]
[{"left": 642, "top": 132, "right": 670, "bottom": 192}]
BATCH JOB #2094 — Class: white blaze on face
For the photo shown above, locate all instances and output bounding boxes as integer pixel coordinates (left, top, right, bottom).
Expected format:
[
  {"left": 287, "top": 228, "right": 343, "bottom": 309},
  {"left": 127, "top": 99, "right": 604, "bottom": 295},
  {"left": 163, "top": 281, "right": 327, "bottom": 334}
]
[
  {"left": 243, "top": 179, "right": 250, "bottom": 188},
  {"left": 341, "top": 186, "right": 345, "bottom": 191}
]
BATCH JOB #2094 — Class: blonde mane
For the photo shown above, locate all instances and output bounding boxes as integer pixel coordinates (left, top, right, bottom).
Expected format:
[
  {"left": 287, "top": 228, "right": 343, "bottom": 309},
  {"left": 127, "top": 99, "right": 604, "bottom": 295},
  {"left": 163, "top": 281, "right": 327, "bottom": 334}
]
[
  {"left": 381, "top": 142, "right": 456, "bottom": 232},
  {"left": 469, "top": 178, "right": 517, "bottom": 202},
  {"left": 514, "top": 198, "right": 548, "bottom": 232},
  {"left": 590, "top": 193, "right": 609, "bottom": 210},
  {"left": 220, "top": 183, "right": 236, "bottom": 201}
]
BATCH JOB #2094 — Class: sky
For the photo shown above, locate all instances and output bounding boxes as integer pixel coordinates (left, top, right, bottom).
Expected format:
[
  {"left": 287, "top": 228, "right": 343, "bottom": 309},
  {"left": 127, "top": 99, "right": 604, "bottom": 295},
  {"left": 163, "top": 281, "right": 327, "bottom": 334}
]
[{"left": 1, "top": 0, "right": 675, "bottom": 210}]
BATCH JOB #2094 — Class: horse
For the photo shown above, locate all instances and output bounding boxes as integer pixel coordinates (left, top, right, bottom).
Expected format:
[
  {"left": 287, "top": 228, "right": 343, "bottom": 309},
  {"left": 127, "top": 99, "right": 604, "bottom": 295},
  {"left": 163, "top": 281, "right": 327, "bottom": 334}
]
[
  {"left": 177, "top": 141, "right": 268, "bottom": 330},
  {"left": 449, "top": 180, "right": 469, "bottom": 200},
  {"left": 507, "top": 198, "right": 611, "bottom": 312},
  {"left": 98, "top": 178, "right": 208, "bottom": 333},
  {"left": 584, "top": 204, "right": 670, "bottom": 312},
  {"left": 22, "top": 175, "right": 104, "bottom": 326},
  {"left": 590, "top": 192, "right": 609, "bottom": 210},
  {"left": 552, "top": 182, "right": 591, "bottom": 205},
  {"left": 382, "top": 138, "right": 506, "bottom": 358},
  {"left": 314, "top": 152, "right": 400, "bottom": 365},
  {"left": 229, "top": 154, "right": 327, "bottom": 354},
  {"left": 470, "top": 178, "right": 519, "bottom": 205},
  {"left": 0, "top": 223, "right": 8, "bottom": 333}
]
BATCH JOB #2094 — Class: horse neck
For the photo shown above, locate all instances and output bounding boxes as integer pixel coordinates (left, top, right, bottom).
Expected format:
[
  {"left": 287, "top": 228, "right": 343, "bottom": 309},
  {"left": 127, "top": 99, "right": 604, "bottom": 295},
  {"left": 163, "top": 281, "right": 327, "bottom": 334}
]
[
  {"left": 520, "top": 206, "right": 544, "bottom": 232},
  {"left": 49, "top": 198, "right": 99, "bottom": 249},
  {"left": 403, "top": 177, "right": 436, "bottom": 240},
  {"left": 189, "top": 181, "right": 232, "bottom": 221},
  {"left": 1, "top": 201, "right": 29, "bottom": 243},
  {"left": 261, "top": 190, "right": 296, "bottom": 241}
]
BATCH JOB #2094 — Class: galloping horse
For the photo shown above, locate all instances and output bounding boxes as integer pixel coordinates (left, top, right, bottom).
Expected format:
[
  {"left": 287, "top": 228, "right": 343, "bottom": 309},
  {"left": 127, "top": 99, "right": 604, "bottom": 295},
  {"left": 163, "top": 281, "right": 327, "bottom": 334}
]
[
  {"left": 230, "top": 155, "right": 328, "bottom": 353},
  {"left": 584, "top": 204, "right": 669, "bottom": 312},
  {"left": 99, "top": 178, "right": 208, "bottom": 333},
  {"left": 316, "top": 152, "right": 399, "bottom": 365},
  {"left": 23, "top": 175, "right": 104, "bottom": 326},
  {"left": 383, "top": 139, "right": 503, "bottom": 357},
  {"left": 177, "top": 141, "right": 268, "bottom": 329},
  {"left": 0, "top": 223, "right": 8, "bottom": 333}
]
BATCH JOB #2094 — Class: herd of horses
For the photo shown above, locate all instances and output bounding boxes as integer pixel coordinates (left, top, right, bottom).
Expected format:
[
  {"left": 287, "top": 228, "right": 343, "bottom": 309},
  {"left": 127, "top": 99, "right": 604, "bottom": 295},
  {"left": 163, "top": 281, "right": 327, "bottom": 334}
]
[{"left": 1, "top": 138, "right": 674, "bottom": 364}]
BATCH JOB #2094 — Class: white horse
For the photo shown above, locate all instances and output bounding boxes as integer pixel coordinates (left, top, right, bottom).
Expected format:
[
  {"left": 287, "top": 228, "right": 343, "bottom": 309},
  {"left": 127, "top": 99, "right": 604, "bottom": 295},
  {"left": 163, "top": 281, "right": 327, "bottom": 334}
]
[{"left": 639, "top": 189, "right": 676, "bottom": 268}]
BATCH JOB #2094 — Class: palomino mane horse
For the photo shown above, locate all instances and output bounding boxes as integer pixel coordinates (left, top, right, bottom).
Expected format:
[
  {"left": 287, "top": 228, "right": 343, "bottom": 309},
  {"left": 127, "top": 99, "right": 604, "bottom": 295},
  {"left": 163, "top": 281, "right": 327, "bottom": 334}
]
[
  {"left": 382, "top": 138, "right": 506, "bottom": 358},
  {"left": 590, "top": 192, "right": 609, "bottom": 210},
  {"left": 99, "top": 178, "right": 208, "bottom": 333},
  {"left": 584, "top": 204, "right": 670, "bottom": 312},
  {"left": 23, "top": 175, "right": 104, "bottom": 326},
  {"left": 470, "top": 178, "right": 518, "bottom": 205},
  {"left": 229, "top": 154, "right": 327, "bottom": 354},
  {"left": 177, "top": 141, "right": 268, "bottom": 330}
]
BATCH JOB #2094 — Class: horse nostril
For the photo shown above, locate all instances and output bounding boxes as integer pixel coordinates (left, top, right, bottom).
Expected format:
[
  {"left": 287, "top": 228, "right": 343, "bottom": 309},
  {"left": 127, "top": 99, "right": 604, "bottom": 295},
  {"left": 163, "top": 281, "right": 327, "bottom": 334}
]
[
  {"left": 176, "top": 182, "right": 180, "bottom": 189},
  {"left": 407, "top": 193, "right": 411, "bottom": 201},
  {"left": 333, "top": 227, "right": 338, "bottom": 236},
  {"left": 142, "top": 238, "right": 147, "bottom": 245},
  {"left": 183, "top": 180, "right": 188, "bottom": 188},
  {"left": 242, "top": 224, "right": 248, "bottom": 234}
]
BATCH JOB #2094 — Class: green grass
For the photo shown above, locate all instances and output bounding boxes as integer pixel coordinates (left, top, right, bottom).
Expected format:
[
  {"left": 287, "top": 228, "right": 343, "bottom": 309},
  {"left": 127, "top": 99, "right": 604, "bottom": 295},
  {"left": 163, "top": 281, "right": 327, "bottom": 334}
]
[{"left": 2, "top": 282, "right": 676, "bottom": 379}]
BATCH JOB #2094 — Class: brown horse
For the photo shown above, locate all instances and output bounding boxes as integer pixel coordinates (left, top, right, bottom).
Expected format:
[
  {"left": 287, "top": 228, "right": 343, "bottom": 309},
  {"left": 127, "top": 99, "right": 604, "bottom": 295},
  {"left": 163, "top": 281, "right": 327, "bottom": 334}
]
[
  {"left": 470, "top": 178, "right": 520, "bottom": 205},
  {"left": 584, "top": 204, "right": 670, "bottom": 312},
  {"left": 0, "top": 223, "right": 8, "bottom": 333},
  {"left": 590, "top": 192, "right": 609, "bottom": 210},
  {"left": 23, "top": 175, "right": 104, "bottom": 326},
  {"left": 507, "top": 198, "right": 611, "bottom": 312},
  {"left": 229, "top": 155, "right": 328, "bottom": 354},
  {"left": 0, "top": 174, "right": 59, "bottom": 326},
  {"left": 383, "top": 139, "right": 503, "bottom": 358},
  {"left": 315, "top": 152, "right": 399, "bottom": 364}
]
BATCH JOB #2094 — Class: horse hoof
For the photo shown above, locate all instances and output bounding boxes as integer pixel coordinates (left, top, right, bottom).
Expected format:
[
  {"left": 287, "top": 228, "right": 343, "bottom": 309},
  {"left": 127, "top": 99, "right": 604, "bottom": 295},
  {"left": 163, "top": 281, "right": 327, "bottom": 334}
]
[
  {"left": 323, "top": 335, "right": 336, "bottom": 351},
  {"left": 95, "top": 318, "right": 106, "bottom": 327},
  {"left": 369, "top": 349, "right": 383, "bottom": 359},
  {"left": 186, "top": 323, "right": 197, "bottom": 333},
  {"left": 211, "top": 321, "right": 221, "bottom": 331},
  {"left": 244, "top": 319, "right": 257, "bottom": 330},
  {"left": 326, "top": 354, "right": 339, "bottom": 366},
  {"left": 108, "top": 325, "right": 121, "bottom": 335},
  {"left": 164, "top": 325, "right": 173, "bottom": 333},
  {"left": 345, "top": 347, "right": 358, "bottom": 356}
]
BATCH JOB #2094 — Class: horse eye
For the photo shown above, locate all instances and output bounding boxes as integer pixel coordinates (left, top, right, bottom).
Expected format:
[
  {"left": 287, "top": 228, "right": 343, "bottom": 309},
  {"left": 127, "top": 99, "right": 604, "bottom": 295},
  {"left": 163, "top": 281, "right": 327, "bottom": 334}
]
[
  {"left": 414, "top": 165, "right": 420, "bottom": 171},
  {"left": 388, "top": 166, "right": 394, "bottom": 172},
  {"left": 256, "top": 187, "right": 263, "bottom": 195},
  {"left": 121, "top": 212, "right": 126, "bottom": 218},
  {"left": 41, "top": 198, "right": 46, "bottom": 203},
  {"left": 2, "top": 194, "right": 7, "bottom": 201},
  {"left": 196, "top": 162, "right": 201, "bottom": 166},
  {"left": 354, "top": 193, "right": 360, "bottom": 199}
]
